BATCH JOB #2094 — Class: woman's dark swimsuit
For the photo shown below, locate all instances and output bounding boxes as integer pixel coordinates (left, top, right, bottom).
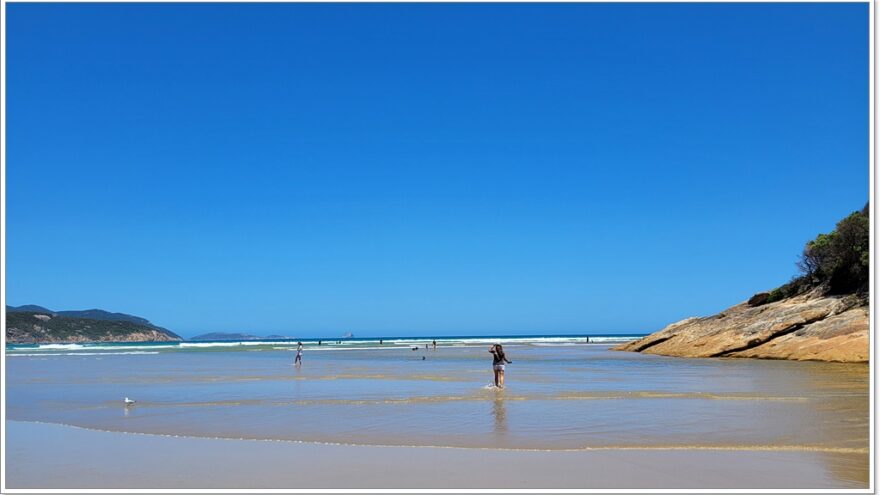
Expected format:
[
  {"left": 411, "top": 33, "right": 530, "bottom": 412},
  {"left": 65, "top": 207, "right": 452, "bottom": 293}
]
[{"left": 492, "top": 351, "right": 510, "bottom": 371}]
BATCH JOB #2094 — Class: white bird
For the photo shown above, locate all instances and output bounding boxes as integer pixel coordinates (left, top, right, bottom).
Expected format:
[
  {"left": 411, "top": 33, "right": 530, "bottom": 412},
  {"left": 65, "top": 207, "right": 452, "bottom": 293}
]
[{"left": 124, "top": 397, "right": 136, "bottom": 405}]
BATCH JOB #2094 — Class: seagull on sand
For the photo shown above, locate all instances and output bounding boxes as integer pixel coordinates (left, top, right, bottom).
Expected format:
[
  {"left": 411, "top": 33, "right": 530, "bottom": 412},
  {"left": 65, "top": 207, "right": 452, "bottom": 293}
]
[{"left": 124, "top": 397, "right": 136, "bottom": 405}]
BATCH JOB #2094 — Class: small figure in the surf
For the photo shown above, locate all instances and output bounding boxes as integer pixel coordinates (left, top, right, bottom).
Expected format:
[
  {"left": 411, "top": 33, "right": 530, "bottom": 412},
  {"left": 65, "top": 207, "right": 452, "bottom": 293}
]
[
  {"left": 294, "top": 341, "right": 303, "bottom": 366},
  {"left": 432, "top": 339, "right": 437, "bottom": 349},
  {"left": 489, "top": 344, "right": 512, "bottom": 388}
]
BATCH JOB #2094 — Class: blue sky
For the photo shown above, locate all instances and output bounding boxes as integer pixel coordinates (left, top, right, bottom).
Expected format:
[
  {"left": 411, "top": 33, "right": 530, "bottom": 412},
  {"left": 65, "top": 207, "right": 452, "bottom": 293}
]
[{"left": 6, "top": 3, "right": 869, "bottom": 338}]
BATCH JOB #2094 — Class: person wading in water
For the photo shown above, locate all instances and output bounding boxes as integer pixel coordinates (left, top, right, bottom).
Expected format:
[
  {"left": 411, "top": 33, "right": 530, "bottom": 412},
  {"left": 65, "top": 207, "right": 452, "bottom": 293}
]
[
  {"left": 294, "top": 342, "right": 303, "bottom": 366},
  {"left": 489, "top": 344, "right": 512, "bottom": 388}
]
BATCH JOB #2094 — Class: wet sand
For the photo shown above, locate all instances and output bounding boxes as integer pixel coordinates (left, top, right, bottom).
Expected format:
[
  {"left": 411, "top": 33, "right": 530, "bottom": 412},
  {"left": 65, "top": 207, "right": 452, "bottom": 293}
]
[{"left": 5, "top": 421, "right": 865, "bottom": 489}]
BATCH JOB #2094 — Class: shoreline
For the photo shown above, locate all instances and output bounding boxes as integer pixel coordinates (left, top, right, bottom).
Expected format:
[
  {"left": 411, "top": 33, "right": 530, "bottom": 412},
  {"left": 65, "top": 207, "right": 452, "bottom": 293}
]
[{"left": 5, "top": 420, "right": 867, "bottom": 489}]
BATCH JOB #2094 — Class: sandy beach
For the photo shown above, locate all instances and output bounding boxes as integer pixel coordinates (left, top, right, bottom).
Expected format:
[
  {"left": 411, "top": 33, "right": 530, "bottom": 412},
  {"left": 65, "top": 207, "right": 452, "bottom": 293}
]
[
  {"left": 5, "top": 420, "right": 867, "bottom": 489},
  {"left": 5, "top": 340, "right": 869, "bottom": 489}
]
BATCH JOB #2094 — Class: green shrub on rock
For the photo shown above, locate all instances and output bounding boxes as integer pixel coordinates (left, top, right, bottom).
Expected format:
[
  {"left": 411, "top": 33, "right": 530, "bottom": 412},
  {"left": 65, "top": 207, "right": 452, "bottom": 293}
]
[{"left": 750, "top": 203, "right": 869, "bottom": 306}]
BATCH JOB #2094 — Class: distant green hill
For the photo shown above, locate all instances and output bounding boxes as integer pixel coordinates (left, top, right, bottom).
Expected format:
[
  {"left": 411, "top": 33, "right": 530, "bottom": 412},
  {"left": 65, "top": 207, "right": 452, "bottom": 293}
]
[
  {"left": 7, "top": 304, "right": 176, "bottom": 333},
  {"left": 6, "top": 306, "right": 181, "bottom": 343},
  {"left": 7, "top": 304, "right": 54, "bottom": 313}
]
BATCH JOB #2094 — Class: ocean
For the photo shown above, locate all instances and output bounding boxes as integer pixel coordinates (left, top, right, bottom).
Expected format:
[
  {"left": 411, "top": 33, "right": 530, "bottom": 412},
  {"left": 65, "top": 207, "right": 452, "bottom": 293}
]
[{"left": 4, "top": 334, "right": 868, "bottom": 484}]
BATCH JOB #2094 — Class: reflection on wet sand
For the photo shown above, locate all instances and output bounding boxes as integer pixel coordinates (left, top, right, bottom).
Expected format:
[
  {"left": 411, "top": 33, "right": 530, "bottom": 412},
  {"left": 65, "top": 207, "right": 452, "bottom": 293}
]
[
  {"left": 820, "top": 452, "right": 868, "bottom": 486},
  {"left": 493, "top": 394, "right": 507, "bottom": 434}
]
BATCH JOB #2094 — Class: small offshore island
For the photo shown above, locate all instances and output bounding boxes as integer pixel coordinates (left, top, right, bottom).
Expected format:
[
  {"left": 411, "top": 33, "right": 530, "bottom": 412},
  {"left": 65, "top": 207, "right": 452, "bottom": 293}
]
[{"left": 616, "top": 205, "right": 869, "bottom": 363}]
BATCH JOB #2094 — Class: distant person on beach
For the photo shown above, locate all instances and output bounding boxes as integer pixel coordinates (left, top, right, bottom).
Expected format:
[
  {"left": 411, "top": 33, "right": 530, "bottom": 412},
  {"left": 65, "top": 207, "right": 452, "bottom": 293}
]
[
  {"left": 318, "top": 340, "right": 322, "bottom": 346},
  {"left": 432, "top": 340, "right": 437, "bottom": 349},
  {"left": 380, "top": 339, "right": 383, "bottom": 345},
  {"left": 294, "top": 342, "right": 303, "bottom": 366},
  {"left": 489, "top": 344, "right": 512, "bottom": 388}
]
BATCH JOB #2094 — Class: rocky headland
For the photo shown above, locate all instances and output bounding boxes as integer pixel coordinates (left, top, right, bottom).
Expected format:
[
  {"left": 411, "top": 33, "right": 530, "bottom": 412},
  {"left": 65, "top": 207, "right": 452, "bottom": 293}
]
[
  {"left": 613, "top": 290, "right": 867, "bottom": 362},
  {"left": 615, "top": 204, "right": 869, "bottom": 363},
  {"left": 6, "top": 307, "right": 181, "bottom": 344}
]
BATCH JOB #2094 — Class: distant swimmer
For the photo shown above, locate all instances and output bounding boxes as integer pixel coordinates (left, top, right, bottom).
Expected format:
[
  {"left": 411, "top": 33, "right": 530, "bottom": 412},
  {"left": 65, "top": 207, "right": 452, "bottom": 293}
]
[
  {"left": 318, "top": 340, "right": 322, "bottom": 346},
  {"left": 489, "top": 344, "right": 513, "bottom": 388},
  {"left": 380, "top": 339, "right": 383, "bottom": 345},
  {"left": 294, "top": 341, "right": 303, "bottom": 366}
]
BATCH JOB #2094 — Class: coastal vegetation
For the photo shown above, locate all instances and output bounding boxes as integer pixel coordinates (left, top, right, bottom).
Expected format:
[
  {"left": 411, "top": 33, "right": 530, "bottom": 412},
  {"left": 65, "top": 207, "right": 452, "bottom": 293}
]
[
  {"left": 751, "top": 204, "right": 869, "bottom": 306},
  {"left": 6, "top": 306, "right": 181, "bottom": 343}
]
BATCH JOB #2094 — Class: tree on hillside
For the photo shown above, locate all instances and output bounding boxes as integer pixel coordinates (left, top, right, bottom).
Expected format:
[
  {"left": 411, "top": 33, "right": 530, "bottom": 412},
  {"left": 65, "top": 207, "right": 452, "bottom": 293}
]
[
  {"left": 798, "top": 204, "right": 869, "bottom": 294},
  {"left": 753, "top": 203, "right": 869, "bottom": 305}
]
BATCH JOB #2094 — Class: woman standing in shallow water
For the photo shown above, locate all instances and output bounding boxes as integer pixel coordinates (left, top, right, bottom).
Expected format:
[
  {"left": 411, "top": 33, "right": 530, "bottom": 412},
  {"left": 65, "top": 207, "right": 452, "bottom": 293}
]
[
  {"left": 294, "top": 342, "right": 303, "bottom": 366},
  {"left": 489, "top": 344, "right": 512, "bottom": 388}
]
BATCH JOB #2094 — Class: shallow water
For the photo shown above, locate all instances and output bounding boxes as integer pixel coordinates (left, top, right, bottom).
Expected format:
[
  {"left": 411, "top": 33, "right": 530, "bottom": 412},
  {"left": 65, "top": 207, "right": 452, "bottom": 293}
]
[{"left": 5, "top": 339, "right": 868, "bottom": 484}]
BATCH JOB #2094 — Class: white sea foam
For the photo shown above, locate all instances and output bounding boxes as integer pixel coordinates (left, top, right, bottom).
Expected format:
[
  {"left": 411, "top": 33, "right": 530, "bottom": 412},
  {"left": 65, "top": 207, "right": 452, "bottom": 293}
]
[
  {"left": 178, "top": 342, "right": 245, "bottom": 348},
  {"left": 65, "top": 344, "right": 171, "bottom": 351},
  {"left": 587, "top": 336, "right": 641, "bottom": 343},
  {"left": 7, "top": 351, "right": 161, "bottom": 357},
  {"left": 6, "top": 335, "right": 643, "bottom": 354},
  {"left": 36, "top": 343, "right": 86, "bottom": 350},
  {"left": 7, "top": 343, "right": 175, "bottom": 353},
  {"left": 179, "top": 341, "right": 297, "bottom": 348}
]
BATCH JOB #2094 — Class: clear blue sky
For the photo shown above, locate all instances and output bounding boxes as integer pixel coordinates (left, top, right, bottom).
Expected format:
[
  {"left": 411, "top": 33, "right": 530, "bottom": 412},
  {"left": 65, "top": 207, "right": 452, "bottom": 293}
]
[{"left": 7, "top": 3, "right": 868, "bottom": 338}]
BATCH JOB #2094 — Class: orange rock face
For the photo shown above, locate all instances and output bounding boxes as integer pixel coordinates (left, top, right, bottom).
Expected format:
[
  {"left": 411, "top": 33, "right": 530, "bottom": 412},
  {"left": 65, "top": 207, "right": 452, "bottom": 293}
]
[{"left": 613, "top": 291, "right": 868, "bottom": 363}]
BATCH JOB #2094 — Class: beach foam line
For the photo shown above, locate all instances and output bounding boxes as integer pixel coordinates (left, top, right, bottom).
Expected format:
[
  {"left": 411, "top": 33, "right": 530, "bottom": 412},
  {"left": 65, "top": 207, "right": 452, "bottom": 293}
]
[
  {"left": 6, "top": 343, "right": 176, "bottom": 353},
  {"left": 7, "top": 351, "right": 161, "bottom": 357},
  {"left": 10, "top": 420, "right": 867, "bottom": 455},
  {"left": 178, "top": 342, "right": 244, "bottom": 348},
  {"left": 35, "top": 343, "right": 86, "bottom": 350},
  {"left": 6, "top": 336, "right": 643, "bottom": 353}
]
